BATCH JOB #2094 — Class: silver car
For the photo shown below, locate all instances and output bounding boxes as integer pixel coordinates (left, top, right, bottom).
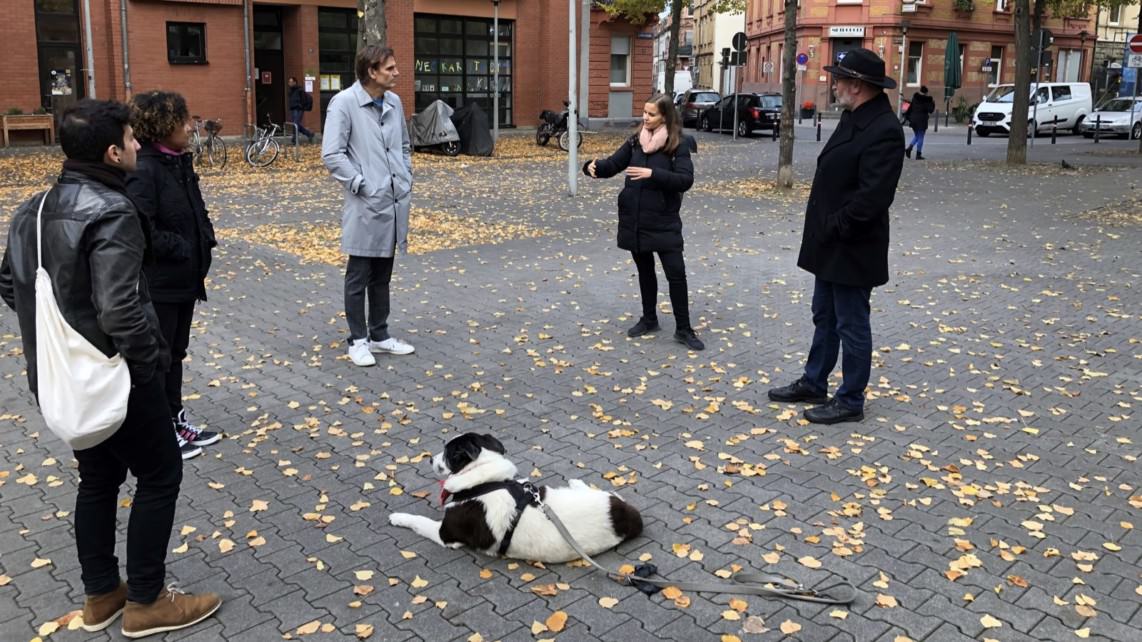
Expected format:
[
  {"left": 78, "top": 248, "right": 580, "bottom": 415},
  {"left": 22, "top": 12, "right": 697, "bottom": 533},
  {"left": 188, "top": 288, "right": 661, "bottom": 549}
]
[
  {"left": 1080, "top": 96, "right": 1142, "bottom": 140},
  {"left": 677, "top": 89, "right": 720, "bottom": 127}
]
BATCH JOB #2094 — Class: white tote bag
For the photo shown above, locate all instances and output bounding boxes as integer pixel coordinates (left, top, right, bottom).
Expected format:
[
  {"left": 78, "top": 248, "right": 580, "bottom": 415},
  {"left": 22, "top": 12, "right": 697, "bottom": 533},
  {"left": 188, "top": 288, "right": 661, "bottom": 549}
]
[{"left": 33, "top": 192, "right": 131, "bottom": 450}]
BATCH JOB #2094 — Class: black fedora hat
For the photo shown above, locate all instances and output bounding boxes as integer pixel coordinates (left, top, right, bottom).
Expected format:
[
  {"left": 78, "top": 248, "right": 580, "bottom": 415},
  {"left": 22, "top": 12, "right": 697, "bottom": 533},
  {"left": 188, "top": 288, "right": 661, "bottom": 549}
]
[{"left": 824, "top": 48, "right": 897, "bottom": 89}]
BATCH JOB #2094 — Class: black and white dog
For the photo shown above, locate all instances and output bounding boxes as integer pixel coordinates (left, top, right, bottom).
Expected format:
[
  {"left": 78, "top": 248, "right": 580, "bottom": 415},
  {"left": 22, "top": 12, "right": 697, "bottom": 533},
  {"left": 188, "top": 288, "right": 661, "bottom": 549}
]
[{"left": 389, "top": 433, "right": 643, "bottom": 563}]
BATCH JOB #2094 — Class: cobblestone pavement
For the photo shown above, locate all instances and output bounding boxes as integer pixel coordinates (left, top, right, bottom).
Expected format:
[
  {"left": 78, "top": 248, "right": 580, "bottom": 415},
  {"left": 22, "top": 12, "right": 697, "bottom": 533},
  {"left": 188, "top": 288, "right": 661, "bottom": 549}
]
[{"left": 1, "top": 129, "right": 1140, "bottom": 642}]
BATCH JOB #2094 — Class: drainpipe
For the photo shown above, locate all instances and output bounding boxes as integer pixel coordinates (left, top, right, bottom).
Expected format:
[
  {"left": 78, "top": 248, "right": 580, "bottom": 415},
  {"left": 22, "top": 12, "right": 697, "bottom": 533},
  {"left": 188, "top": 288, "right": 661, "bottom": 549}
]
[
  {"left": 119, "top": 0, "right": 132, "bottom": 98},
  {"left": 82, "top": 0, "right": 96, "bottom": 97},
  {"left": 579, "top": 0, "right": 589, "bottom": 127},
  {"left": 243, "top": 0, "right": 253, "bottom": 129}
]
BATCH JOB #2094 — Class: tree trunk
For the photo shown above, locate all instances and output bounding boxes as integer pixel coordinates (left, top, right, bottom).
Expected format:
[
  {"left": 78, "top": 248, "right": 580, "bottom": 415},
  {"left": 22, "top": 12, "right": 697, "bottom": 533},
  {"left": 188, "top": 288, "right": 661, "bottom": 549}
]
[
  {"left": 1007, "top": 0, "right": 1031, "bottom": 164},
  {"left": 776, "top": 0, "right": 797, "bottom": 187},
  {"left": 665, "top": 1, "right": 684, "bottom": 97},
  {"left": 358, "top": 0, "right": 387, "bottom": 50}
]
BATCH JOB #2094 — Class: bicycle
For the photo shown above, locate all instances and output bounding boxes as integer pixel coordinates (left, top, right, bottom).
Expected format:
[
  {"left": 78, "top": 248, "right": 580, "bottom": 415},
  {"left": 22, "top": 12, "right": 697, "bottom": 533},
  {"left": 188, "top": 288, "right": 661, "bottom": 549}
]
[
  {"left": 245, "top": 114, "right": 281, "bottom": 167},
  {"left": 190, "top": 116, "right": 227, "bottom": 170}
]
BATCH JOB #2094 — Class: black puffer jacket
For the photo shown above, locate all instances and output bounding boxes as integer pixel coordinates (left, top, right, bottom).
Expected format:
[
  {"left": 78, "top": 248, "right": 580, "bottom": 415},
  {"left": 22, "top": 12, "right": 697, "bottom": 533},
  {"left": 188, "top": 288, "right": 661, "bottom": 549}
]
[
  {"left": 126, "top": 145, "right": 216, "bottom": 302},
  {"left": 0, "top": 171, "right": 168, "bottom": 393},
  {"left": 584, "top": 134, "right": 695, "bottom": 252}
]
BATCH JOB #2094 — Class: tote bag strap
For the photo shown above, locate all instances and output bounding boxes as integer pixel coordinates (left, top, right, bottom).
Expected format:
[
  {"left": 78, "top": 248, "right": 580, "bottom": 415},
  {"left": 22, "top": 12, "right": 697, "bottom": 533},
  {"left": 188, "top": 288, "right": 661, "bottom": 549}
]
[{"left": 35, "top": 190, "right": 50, "bottom": 271}]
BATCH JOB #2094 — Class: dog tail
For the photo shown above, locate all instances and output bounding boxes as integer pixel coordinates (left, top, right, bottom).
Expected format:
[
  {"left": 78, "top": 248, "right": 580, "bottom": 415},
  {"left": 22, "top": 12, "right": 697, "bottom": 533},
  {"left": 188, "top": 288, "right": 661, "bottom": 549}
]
[{"left": 608, "top": 496, "right": 644, "bottom": 541}]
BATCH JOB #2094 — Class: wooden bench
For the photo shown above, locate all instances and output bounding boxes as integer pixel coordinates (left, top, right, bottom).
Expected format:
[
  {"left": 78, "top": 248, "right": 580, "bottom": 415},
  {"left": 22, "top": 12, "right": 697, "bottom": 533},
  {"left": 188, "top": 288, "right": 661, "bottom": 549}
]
[{"left": 3, "top": 114, "right": 55, "bottom": 147}]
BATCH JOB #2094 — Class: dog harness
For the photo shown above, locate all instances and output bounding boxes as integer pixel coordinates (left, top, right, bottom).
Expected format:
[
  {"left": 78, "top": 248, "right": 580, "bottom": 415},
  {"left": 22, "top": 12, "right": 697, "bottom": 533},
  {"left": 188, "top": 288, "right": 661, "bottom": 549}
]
[{"left": 447, "top": 480, "right": 544, "bottom": 557}]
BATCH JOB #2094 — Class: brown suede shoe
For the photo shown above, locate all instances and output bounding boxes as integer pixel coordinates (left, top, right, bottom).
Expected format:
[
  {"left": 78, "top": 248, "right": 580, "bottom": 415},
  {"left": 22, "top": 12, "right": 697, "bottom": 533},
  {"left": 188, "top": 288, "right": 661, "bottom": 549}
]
[
  {"left": 81, "top": 581, "right": 128, "bottom": 632},
  {"left": 120, "top": 585, "right": 222, "bottom": 639}
]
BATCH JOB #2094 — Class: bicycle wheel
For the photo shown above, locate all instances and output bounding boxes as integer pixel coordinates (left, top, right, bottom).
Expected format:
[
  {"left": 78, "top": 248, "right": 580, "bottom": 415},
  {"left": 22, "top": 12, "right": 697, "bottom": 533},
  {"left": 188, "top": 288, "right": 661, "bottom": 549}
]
[
  {"left": 207, "top": 137, "right": 228, "bottom": 170},
  {"left": 557, "top": 130, "right": 581, "bottom": 152},
  {"left": 246, "top": 138, "right": 279, "bottom": 167}
]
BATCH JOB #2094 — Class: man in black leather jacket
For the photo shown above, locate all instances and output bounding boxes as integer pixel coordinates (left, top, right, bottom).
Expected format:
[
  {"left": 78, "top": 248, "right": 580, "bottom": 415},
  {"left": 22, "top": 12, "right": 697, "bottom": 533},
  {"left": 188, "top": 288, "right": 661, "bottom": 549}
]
[{"left": 0, "top": 99, "right": 221, "bottom": 637}]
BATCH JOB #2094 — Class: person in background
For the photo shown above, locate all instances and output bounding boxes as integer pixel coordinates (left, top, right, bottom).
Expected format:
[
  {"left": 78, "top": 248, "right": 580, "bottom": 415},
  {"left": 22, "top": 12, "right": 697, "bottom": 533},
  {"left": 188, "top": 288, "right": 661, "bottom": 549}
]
[
  {"left": 0, "top": 98, "right": 222, "bottom": 638},
  {"left": 288, "top": 76, "right": 316, "bottom": 144},
  {"left": 126, "top": 91, "right": 221, "bottom": 459},
  {"left": 905, "top": 85, "right": 935, "bottom": 160},
  {"left": 583, "top": 93, "right": 704, "bottom": 351}
]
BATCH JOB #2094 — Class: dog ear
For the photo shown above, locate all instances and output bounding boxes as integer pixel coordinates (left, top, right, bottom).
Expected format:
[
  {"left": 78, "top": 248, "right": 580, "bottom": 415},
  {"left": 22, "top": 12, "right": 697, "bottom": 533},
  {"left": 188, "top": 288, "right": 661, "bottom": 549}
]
[{"left": 477, "top": 434, "right": 505, "bottom": 454}]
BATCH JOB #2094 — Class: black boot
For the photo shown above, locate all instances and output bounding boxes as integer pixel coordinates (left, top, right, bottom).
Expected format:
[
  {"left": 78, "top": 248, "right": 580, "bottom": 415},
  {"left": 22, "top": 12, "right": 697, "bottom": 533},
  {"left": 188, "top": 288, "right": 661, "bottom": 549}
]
[
  {"left": 915, "top": 153, "right": 925, "bottom": 160},
  {"left": 627, "top": 317, "right": 661, "bottom": 338},
  {"left": 904, "top": 145, "right": 912, "bottom": 159},
  {"left": 674, "top": 328, "right": 705, "bottom": 351}
]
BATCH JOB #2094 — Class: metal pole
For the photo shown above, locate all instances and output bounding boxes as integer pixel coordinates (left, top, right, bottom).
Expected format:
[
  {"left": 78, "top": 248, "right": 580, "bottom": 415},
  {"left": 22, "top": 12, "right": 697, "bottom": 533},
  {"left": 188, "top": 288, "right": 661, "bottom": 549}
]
[
  {"left": 493, "top": 0, "right": 499, "bottom": 143},
  {"left": 732, "top": 67, "right": 738, "bottom": 140},
  {"left": 567, "top": 0, "right": 578, "bottom": 196},
  {"left": 1031, "top": 29, "right": 1044, "bottom": 148},
  {"left": 119, "top": 0, "right": 132, "bottom": 98},
  {"left": 243, "top": 0, "right": 253, "bottom": 130},
  {"left": 898, "top": 29, "right": 908, "bottom": 115},
  {"left": 1134, "top": 77, "right": 1141, "bottom": 154},
  {"left": 579, "top": 0, "right": 590, "bottom": 128},
  {"left": 82, "top": 0, "right": 96, "bottom": 97}
]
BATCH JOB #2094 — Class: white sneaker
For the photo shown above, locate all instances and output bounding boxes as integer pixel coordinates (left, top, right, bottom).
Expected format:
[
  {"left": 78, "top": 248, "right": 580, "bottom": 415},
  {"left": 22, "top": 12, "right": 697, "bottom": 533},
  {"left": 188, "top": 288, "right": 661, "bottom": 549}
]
[
  {"left": 368, "top": 337, "right": 415, "bottom": 355},
  {"left": 348, "top": 339, "right": 376, "bottom": 366}
]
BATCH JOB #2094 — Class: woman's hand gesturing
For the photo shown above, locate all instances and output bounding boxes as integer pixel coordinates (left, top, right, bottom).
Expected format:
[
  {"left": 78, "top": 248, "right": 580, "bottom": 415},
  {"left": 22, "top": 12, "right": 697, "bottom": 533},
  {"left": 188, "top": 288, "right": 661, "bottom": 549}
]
[
  {"left": 587, "top": 160, "right": 597, "bottom": 177},
  {"left": 625, "top": 167, "right": 652, "bottom": 181}
]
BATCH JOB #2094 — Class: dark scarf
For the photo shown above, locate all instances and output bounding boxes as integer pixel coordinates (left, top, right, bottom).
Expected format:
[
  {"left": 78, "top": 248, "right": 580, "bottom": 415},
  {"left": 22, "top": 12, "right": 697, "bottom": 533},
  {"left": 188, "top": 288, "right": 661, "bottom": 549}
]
[{"left": 62, "top": 159, "right": 128, "bottom": 195}]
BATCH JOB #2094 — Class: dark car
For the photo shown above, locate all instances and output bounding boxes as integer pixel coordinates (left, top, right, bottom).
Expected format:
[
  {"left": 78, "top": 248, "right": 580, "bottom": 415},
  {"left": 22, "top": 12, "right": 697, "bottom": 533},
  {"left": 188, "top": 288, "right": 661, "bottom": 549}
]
[
  {"left": 699, "top": 93, "right": 782, "bottom": 137},
  {"left": 677, "top": 89, "right": 721, "bottom": 127}
]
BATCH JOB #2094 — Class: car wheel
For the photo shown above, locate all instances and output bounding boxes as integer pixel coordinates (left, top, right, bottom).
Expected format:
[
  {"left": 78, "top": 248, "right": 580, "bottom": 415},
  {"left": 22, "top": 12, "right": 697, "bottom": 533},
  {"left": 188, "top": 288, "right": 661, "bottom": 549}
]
[
  {"left": 1071, "top": 116, "right": 1084, "bottom": 136},
  {"left": 700, "top": 115, "right": 710, "bottom": 132},
  {"left": 1133, "top": 122, "right": 1142, "bottom": 140},
  {"left": 737, "top": 120, "right": 750, "bottom": 138}
]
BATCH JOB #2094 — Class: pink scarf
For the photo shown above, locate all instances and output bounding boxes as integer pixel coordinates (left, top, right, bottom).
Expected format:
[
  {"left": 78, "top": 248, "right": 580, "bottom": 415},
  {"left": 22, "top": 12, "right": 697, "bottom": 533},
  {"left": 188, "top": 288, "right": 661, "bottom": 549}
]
[{"left": 639, "top": 125, "right": 668, "bottom": 154}]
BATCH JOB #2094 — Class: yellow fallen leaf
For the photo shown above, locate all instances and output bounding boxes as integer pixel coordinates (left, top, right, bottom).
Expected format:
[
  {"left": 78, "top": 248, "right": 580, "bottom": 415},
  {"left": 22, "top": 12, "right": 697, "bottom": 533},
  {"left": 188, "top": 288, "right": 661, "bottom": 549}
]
[
  {"left": 354, "top": 570, "right": 374, "bottom": 581},
  {"left": 798, "top": 555, "right": 822, "bottom": 569},
  {"left": 721, "top": 636, "right": 742, "bottom": 642},
  {"left": 728, "top": 598, "right": 748, "bottom": 612},
  {"left": 355, "top": 623, "right": 374, "bottom": 639},
  {"left": 545, "top": 610, "right": 568, "bottom": 633},
  {"left": 479, "top": 569, "right": 493, "bottom": 579},
  {"left": 218, "top": 539, "right": 235, "bottom": 553},
  {"left": 38, "top": 621, "right": 60, "bottom": 636},
  {"left": 980, "top": 614, "right": 1003, "bottom": 629},
  {"left": 296, "top": 620, "right": 321, "bottom": 635},
  {"left": 875, "top": 594, "right": 898, "bottom": 608},
  {"left": 780, "top": 620, "right": 802, "bottom": 634},
  {"left": 172, "top": 542, "right": 189, "bottom": 554},
  {"left": 830, "top": 609, "right": 848, "bottom": 619},
  {"left": 530, "top": 621, "right": 548, "bottom": 635},
  {"left": 31, "top": 558, "right": 52, "bottom": 569},
  {"left": 722, "top": 610, "right": 741, "bottom": 621},
  {"left": 400, "top": 550, "right": 417, "bottom": 559},
  {"left": 249, "top": 499, "right": 269, "bottom": 512},
  {"left": 0, "top": 575, "right": 10, "bottom": 586},
  {"left": 662, "top": 586, "right": 682, "bottom": 599},
  {"left": 762, "top": 551, "right": 780, "bottom": 564},
  {"left": 1074, "top": 628, "right": 1090, "bottom": 638},
  {"left": 598, "top": 597, "right": 619, "bottom": 608},
  {"left": 411, "top": 575, "right": 429, "bottom": 589},
  {"left": 1102, "top": 542, "right": 1121, "bottom": 552}
]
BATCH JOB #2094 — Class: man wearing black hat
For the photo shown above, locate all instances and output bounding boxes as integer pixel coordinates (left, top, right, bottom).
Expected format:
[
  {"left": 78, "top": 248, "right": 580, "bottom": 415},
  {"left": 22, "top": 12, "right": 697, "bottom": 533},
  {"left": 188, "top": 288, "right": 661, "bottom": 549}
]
[{"left": 767, "top": 48, "right": 904, "bottom": 424}]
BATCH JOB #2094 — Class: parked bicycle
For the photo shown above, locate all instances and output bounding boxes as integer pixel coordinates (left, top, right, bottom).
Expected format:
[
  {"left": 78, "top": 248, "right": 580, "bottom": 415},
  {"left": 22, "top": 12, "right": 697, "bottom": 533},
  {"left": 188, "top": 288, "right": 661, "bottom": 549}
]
[
  {"left": 190, "top": 116, "right": 227, "bottom": 170},
  {"left": 245, "top": 114, "right": 281, "bottom": 167}
]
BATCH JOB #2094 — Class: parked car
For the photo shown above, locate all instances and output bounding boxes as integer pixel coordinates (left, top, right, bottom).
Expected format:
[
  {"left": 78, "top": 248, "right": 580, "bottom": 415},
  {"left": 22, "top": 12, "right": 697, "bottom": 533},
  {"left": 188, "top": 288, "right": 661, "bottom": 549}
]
[
  {"left": 971, "top": 82, "right": 1091, "bottom": 137},
  {"left": 1079, "top": 96, "right": 1142, "bottom": 139},
  {"left": 676, "top": 89, "right": 720, "bottom": 127},
  {"left": 699, "top": 93, "right": 782, "bottom": 137}
]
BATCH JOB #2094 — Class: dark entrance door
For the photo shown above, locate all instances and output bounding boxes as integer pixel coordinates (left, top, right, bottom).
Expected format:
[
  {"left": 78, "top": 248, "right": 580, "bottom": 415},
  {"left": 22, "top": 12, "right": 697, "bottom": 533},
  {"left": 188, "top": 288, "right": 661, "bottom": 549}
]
[
  {"left": 253, "top": 7, "right": 285, "bottom": 128},
  {"left": 828, "top": 39, "right": 862, "bottom": 105}
]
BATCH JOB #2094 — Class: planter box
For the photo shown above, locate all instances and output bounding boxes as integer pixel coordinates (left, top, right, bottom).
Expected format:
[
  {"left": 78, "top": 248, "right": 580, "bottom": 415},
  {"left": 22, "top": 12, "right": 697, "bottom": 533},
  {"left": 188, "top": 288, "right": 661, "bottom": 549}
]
[
  {"left": 800, "top": 108, "right": 816, "bottom": 119},
  {"left": 2, "top": 114, "right": 55, "bottom": 147}
]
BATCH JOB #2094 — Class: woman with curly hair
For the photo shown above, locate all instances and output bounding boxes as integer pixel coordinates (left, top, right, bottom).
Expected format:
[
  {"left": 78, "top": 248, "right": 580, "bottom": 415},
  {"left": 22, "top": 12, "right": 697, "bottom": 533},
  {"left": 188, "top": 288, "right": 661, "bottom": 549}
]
[{"left": 126, "top": 90, "right": 220, "bottom": 460}]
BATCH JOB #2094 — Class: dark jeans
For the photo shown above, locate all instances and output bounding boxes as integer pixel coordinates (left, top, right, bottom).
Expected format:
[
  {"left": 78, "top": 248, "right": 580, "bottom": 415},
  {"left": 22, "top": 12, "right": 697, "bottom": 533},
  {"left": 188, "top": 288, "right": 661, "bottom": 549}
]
[
  {"left": 74, "top": 376, "right": 183, "bottom": 604},
  {"left": 153, "top": 300, "right": 195, "bottom": 416},
  {"left": 631, "top": 250, "right": 692, "bottom": 331},
  {"left": 802, "top": 277, "right": 873, "bottom": 411},
  {"left": 290, "top": 109, "right": 314, "bottom": 141},
  {"left": 345, "top": 255, "right": 394, "bottom": 342}
]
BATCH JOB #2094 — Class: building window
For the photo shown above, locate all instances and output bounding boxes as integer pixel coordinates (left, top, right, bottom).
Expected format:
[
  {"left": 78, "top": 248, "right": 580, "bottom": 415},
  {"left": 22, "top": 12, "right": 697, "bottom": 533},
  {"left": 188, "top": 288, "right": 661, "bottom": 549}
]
[
  {"left": 413, "top": 15, "right": 513, "bottom": 126},
  {"left": 987, "top": 45, "right": 1003, "bottom": 86},
  {"left": 167, "top": 22, "right": 207, "bottom": 64},
  {"left": 1108, "top": 5, "right": 1122, "bottom": 24},
  {"left": 318, "top": 9, "right": 357, "bottom": 119},
  {"left": 1054, "top": 49, "right": 1081, "bottom": 82},
  {"left": 611, "top": 36, "right": 631, "bottom": 86},
  {"left": 35, "top": 0, "right": 84, "bottom": 110},
  {"left": 906, "top": 41, "right": 923, "bottom": 86},
  {"left": 995, "top": 0, "right": 1009, "bottom": 11}
]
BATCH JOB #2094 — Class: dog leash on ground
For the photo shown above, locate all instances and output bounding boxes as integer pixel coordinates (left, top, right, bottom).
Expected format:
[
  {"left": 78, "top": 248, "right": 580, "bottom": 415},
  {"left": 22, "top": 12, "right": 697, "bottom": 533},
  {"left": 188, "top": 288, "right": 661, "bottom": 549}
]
[{"left": 534, "top": 489, "right": 857, "bottom": 605}]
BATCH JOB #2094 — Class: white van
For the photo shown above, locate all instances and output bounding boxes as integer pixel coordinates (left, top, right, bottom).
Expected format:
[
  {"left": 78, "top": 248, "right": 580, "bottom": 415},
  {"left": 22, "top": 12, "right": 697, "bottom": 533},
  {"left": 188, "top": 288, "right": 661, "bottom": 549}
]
[{"left": 972, "top": 82, "right": 1092, "bottom": 136}]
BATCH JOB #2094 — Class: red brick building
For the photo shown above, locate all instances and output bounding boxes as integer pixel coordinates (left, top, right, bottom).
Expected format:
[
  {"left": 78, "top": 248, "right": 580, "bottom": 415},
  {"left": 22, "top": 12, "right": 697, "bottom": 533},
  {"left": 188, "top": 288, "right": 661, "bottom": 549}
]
[
  {"left": 742, "top": 0, "right": 1096, "bottom": 113},
  {"left": 1, "top": 0, "right": 654, "bottom": 144}
]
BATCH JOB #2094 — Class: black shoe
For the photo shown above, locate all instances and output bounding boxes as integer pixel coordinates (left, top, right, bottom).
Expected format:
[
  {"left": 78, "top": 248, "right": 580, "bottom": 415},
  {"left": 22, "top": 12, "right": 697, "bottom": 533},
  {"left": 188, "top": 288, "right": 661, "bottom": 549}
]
[
  {"left": 804, "top": 399, "right": 864, "bottom": 425},
  {"left": 905, "top": 146, "right": 912, "bottom": 159},
  {"left": 915, "top": 153, "right": 924, "bottom": 160},
  {"left": 767, "top": 379, "right": 828, "bottom": 404},
  {"left": 627, "top": 317, "right": 661, "bottom": 338},
  {"left": 674, "top": 329, "right": 705, "bottom": 351}
]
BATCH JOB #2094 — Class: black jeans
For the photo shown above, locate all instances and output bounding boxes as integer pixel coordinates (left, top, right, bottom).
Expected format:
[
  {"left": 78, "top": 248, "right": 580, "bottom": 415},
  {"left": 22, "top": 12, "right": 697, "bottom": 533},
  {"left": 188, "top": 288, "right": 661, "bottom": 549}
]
[
  {"left": 74, "top": 376, "right": 183, "bottom": 603},
  {"left": 345, "top": 255, "right": 394, "bottom": 342},
  {"left": 153, "top": 300, "right": 196, "bottom": 416},
  {"left": 802, "top": 277, "right": 873, "bottom": 411},
  {"left": 631, "top": 250, "right": 692, "bottom": 331}
]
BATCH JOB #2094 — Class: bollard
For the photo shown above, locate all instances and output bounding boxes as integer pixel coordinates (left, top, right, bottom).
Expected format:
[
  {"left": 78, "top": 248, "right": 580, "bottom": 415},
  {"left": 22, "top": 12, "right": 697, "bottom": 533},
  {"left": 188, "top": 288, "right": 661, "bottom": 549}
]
[
  {"left": 1094, "top": 115, "right": 1100, "bottom": 144},
  {"left": 772, "top": 123, "right": 778, "bottom": 141},
  {"left": 967, "top": 124, "right": 972, "bottom": 145},
  {"left": 1051, "top": 124, "right": 1057, "bottom": 144},
  {"left": 816, "top": 121, "right": 821, "bottom": 142},
  {"left": 934, "top": 111, "right": 938, "bottom": 133}
]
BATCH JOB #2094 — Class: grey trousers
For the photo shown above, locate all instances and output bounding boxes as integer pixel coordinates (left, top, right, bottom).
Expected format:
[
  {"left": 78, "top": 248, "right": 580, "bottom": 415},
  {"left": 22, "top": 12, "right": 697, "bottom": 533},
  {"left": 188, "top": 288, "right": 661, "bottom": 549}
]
[{"left": 345, "top": 255, "right": 394, "bottom": 342}]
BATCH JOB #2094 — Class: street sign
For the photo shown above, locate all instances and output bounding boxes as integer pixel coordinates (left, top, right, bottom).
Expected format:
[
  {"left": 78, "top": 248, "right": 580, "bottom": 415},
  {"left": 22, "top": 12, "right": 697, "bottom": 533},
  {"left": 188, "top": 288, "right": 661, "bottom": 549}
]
[
  {"left": 763, "top": 61, "right": 774, "bottom": 74},
  {"left": 1128, "top": 53, "right": 1142, "bottom": 69},
  {"left": 732, "top": 32, "right": 747, "bottom": 52},
  {"left": 796, "top": 52, "right": 809, "bottom": 66},
  {"left": 1129, "top": 34, "right": 1142, "bottom": 54},
  {"left": 1034, "top": 28, "right": 1054, "bottom": 49}
]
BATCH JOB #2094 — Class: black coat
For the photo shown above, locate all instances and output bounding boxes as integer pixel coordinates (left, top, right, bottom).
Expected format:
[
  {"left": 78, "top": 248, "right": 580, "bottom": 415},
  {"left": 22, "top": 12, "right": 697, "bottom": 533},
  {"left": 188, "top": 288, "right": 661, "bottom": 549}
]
[
  {"left": 584, "top": 134, "right": 694, "bottom": 252},
  {"left": 126, "top": 145, "right": 217, "bottom": 302},
  {"left": 797, "top": 93, "right": 904, "bottom": 288},
  {"left": 0, "top": 171, "right": 168, "bottom": 391},
  {"left": 288, "top": 86, "right": 305, "bottom": 111},
  {"left": 906, "top": 93, "right": 935, "bottom": 131}
]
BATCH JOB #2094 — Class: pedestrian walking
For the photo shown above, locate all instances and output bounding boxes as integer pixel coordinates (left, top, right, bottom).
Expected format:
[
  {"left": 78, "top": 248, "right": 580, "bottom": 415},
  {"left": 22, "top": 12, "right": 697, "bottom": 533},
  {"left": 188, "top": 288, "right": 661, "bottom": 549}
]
[
  {"left": 126, "top": 90, "right": 221, "bottom": 459},
  {"left": 767, "top": 48, "right": 905, "bottom": 424},
  {"left": 322, "top": 45, "right": 416, "bottom": 367},
  {"left": 584, "top": 93, "right": 704, "bottom": 351},
  {"left": 0, "top": 98, "right": 222, "bottom": 638},
  {"left": 904, "top": 86, "right": 935, "bottom": 160},
  {"left": 288, "top": 76, "right": 316, "bottom": 144}
]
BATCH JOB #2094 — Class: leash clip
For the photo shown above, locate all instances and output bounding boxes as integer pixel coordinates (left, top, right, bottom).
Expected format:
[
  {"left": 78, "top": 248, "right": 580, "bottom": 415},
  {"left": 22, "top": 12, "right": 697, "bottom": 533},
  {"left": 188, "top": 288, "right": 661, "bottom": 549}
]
[{"left": 523, "top": 481, "right": 543, "bottom": 507}]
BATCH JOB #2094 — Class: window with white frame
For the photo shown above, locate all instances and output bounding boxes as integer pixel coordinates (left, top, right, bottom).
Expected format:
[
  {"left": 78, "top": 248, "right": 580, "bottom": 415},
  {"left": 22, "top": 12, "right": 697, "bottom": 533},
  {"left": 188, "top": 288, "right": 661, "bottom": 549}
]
[
  {"left": 995, "top": 0, "right": 1009, "bottom": 11},
  {"left": 906, "top": 41, "right": 923, "bottom": 86},
  {"left": 610, "top": 36, "right": 630, "bottom": 86},
  {"left": 1054, "top": 49, "right": 1081, "bottom": 82},
  {"left": 987, "top": 45, "right": 1002, "bottom": 86}
]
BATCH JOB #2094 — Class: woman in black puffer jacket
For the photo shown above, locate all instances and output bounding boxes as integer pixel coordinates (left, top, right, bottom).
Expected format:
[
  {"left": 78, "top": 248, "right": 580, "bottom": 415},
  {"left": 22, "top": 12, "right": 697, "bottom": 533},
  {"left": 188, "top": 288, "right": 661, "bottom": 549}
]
[
  {"left": 584, "top": 94, "right": 703, "bottom": 350},
  {"left": 126, "top": 91, "right": 220, "bottom": 459}
]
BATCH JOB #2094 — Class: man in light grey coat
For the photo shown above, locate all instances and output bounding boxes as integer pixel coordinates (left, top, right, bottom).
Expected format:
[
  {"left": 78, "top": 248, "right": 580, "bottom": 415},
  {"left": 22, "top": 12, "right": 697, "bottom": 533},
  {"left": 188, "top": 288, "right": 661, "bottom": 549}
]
[{"left": 322, "top": 45, "right": 415, "bottom": 367}]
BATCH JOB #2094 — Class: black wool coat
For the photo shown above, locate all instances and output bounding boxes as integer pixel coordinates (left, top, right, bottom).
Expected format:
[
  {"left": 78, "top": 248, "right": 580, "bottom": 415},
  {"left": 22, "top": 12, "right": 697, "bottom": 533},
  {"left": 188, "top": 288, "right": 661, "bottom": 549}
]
[
  {"left": 584, "top": 134, "right": 694, "bottom": 253},
  {"left": 126, "top": 145, "right": 217, "bottom": 303},
  {"left": 907, "top": 92, "right": 935, "bottom": 131},
  {"left": 797, "top": 93, "right": 904, "bottom": 288}
]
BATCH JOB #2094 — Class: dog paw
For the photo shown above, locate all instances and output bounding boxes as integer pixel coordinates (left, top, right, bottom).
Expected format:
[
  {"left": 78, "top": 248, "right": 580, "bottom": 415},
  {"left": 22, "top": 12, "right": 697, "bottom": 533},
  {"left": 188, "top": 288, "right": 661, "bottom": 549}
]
[{"left": 389, "top": 513, "right": 415, "bottom": 528}]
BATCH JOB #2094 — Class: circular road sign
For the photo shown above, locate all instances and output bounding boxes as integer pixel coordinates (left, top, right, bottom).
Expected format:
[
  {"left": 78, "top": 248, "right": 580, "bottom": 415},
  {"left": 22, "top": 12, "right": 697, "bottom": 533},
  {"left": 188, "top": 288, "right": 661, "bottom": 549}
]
[
  {"left": 796, "top": 52, "right": 809, "bottom": 65},
  {"left": 1130, "top": 34, "right": 1142, "bottom": 54},
  {"left": 732, "top": 31, "right": 747, "bottom": 52}
]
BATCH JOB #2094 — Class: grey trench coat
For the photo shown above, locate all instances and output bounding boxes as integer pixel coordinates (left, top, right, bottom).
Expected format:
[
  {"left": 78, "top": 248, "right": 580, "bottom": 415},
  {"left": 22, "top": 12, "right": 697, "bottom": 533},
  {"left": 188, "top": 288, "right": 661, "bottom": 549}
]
[{"left": 322, "top": 82, "right": 413, "bottom": 258}]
